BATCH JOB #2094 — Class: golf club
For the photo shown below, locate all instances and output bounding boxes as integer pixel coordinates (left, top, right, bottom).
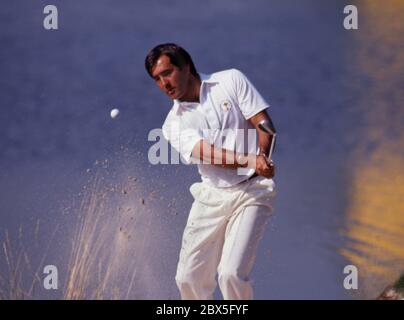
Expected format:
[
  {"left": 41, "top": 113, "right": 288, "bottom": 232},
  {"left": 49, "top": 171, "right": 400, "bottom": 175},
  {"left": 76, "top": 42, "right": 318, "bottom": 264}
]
[{"left": 258, "top": 119, "right": 277, "bottom": 163}]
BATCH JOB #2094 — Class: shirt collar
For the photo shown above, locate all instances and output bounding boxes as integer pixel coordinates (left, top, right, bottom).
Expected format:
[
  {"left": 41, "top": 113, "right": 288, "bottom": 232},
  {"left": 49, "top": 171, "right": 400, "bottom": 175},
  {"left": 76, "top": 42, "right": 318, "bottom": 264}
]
[
  {"left": 172, "top": 72, "right": 218, "bottom": 114},
  {"left": 199, "top": 72, "right": 218, "bottom": 84}
]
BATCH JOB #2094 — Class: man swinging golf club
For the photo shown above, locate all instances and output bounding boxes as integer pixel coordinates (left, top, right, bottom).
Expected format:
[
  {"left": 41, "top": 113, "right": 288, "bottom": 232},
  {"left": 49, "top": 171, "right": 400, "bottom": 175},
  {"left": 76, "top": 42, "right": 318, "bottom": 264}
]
[{"left": 145, "top": 43, "right": 277, "bottom": 300}]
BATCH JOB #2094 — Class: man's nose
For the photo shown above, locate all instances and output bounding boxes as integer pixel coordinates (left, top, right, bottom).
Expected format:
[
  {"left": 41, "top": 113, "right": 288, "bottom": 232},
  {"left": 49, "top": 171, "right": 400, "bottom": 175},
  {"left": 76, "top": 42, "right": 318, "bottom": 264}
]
[{"left": 158, "top": 77, "right": 167, "bottom": 87}]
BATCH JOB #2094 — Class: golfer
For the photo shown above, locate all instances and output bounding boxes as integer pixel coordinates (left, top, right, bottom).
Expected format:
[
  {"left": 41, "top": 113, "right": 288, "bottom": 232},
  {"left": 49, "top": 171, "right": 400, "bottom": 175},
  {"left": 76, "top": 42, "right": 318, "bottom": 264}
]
[{"left": 145, "top": 43, "right": 277, "bottom": 300}]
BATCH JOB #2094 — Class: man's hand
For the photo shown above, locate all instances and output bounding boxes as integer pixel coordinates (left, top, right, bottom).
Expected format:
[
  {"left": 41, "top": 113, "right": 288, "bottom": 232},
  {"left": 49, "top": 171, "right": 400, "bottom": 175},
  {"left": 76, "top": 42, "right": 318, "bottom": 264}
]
[{"left": 255, "top": 155, "right": 275, "bottom": 178}]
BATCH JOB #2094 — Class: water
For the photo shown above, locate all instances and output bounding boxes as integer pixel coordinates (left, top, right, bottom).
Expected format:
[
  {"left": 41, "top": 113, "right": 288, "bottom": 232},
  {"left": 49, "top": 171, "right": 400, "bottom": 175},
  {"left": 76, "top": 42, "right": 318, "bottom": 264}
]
[{"left": 0, "top": 0, "right": 403, "bottom": 299}]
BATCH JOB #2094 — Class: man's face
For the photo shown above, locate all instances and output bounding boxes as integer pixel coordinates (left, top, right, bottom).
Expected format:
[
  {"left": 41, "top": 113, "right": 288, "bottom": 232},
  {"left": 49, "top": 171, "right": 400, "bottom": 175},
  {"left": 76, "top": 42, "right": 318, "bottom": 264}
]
[{"left": 150, "top": 54, "right": 191, "bottom": 100}]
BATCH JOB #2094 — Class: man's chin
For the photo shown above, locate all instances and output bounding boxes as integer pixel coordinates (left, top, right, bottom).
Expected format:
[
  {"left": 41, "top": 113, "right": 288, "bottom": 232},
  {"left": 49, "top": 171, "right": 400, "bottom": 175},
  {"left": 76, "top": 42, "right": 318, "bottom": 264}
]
[{"left": 170, "top": 91, "right": 182, "bottom": 100}]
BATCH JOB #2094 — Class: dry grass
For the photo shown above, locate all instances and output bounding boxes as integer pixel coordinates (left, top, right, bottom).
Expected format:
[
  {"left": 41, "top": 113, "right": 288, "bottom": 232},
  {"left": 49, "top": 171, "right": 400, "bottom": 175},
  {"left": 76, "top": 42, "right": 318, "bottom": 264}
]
[
  {"left": 0, "top": 159, "right": 151, "bottom": 300},
  {"left": 64, "top": 169, "right": 136, "bottom": 299},
  {"left": 0, "top": 225, "right": 57, "bottom": 300},
  {"left": 63, "top": 163, "right": 146, "bottom": 299}
]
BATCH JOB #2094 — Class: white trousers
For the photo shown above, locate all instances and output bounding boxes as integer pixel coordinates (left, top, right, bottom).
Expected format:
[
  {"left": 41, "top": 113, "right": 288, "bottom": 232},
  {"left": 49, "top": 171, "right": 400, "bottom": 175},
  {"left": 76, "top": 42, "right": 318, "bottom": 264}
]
[{"left": 175, "top": 176, "right": 276, "bottom": 300}]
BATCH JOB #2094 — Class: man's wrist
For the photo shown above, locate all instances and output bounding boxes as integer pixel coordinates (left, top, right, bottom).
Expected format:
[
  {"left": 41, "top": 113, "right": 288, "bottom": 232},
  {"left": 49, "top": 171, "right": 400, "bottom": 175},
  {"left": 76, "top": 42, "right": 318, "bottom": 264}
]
[{"left": 259, "top": 148, "right": 268, "bottom": 157}]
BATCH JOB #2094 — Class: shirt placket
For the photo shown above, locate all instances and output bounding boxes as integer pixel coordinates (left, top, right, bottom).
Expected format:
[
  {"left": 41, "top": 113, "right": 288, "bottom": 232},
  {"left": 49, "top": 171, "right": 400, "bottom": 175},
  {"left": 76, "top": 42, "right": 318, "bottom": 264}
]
[{"left": 200, "top": 84, "right": 222, "bottom": 144}]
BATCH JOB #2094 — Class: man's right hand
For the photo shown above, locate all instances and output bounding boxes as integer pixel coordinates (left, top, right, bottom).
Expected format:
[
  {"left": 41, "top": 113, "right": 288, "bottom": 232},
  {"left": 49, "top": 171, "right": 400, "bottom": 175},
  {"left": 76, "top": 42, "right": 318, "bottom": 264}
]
[{"left": 255, "top": 155, "right": 275, "bottom": 178}]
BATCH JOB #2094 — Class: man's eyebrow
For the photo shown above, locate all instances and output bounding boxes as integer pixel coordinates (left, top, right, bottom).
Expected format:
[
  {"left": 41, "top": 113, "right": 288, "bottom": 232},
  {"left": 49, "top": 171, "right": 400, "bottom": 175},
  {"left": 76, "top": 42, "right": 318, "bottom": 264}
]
[{"left": 152, "top": 68, "right": 172, "bottom": 79}]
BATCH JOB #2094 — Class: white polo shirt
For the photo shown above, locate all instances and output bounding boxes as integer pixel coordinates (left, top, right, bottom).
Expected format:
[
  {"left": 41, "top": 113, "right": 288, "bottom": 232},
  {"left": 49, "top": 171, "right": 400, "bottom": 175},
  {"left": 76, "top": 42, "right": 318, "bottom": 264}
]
[{"left": 162, "top": 69, "right": 270, "bottom": 188}]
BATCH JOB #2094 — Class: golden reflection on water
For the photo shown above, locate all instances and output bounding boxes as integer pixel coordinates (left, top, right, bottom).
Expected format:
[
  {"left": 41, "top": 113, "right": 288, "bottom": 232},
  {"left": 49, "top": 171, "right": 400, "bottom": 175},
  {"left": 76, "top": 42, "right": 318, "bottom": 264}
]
[{"left": 339, "top": 0, "right": 404, "bottom": 297}]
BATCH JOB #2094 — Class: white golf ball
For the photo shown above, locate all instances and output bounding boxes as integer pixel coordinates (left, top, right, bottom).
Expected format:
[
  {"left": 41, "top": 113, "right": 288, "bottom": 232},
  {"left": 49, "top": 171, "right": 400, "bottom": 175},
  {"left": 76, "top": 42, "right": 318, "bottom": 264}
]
[{"left": 110, "top": 108, "right": 120, "bottom": 119}]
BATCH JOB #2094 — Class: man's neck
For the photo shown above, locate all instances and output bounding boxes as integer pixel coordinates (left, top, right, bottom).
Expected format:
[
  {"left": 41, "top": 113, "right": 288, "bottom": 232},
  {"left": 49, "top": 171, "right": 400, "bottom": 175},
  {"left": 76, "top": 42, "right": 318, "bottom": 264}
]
[{"left": 179, "top": 75, "right": 201, "bottom": 103}]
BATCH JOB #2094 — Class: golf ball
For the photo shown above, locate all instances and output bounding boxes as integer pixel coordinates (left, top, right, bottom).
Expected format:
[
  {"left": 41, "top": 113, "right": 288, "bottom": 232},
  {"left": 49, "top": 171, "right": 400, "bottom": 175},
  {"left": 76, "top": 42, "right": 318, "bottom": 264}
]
[{"left": 110, "top": 108, "right": 120, "bottom": 119}]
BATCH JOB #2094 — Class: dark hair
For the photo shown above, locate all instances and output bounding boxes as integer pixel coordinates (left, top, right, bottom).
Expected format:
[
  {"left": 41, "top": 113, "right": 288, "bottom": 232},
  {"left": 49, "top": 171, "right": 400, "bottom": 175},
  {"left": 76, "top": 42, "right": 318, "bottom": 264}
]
[{"left": 145, "top": 43, "right": 198, "bottom": 78}]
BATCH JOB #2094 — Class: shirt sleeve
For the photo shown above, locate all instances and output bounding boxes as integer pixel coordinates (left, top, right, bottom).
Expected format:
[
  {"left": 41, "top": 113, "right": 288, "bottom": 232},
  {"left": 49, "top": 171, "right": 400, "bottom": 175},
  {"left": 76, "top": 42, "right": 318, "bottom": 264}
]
[
  {"left": 231, "top": 69, "right": 270, "bottom": 120},
  {"left": 162, "top": 114, "right": 203, "bottom": 165}
]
